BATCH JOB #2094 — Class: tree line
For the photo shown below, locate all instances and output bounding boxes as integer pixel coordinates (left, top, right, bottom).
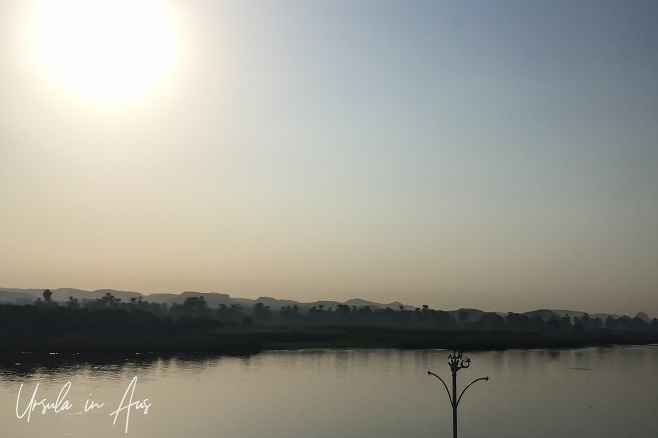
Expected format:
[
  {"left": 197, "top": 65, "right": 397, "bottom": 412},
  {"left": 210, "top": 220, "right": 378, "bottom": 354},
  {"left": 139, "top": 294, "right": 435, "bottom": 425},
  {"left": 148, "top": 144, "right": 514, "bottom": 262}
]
[
  {"left": 29, "top": 289, "right": 658, "bottom": 334},
  {"left": 1, "top": 289, "right": 656, "bottom": 355}
]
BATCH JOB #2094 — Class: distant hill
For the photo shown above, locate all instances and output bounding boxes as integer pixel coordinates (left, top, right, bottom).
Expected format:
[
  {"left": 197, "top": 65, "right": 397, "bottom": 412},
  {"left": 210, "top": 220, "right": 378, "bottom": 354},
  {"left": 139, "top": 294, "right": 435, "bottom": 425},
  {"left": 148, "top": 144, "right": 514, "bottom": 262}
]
[
  {"left": 523, "top": 309, "right": 562, "bottom": 321},
  {"left": 0, "top": 289, "right": 35, "bottom": 305},
  {"left": 0, "top": 287, "right": 647, "bottom": 320},
  {"left": 305, "top": 300, "right": 344, "bottom": 310},
  {"left": 343, "top": 298, "right": 414, "bottom": 311},
  {"left": 0, "top": 288, "right": 417, "bottom": 311},
  {"left": 145, "top": 291, "right": 235, "bottom": 308},
  {"left": 2, "top": 288, "right": 143, "bottom": 304},
  {"left": 252, "top": 296, "right": 302, "bottom": 310}
]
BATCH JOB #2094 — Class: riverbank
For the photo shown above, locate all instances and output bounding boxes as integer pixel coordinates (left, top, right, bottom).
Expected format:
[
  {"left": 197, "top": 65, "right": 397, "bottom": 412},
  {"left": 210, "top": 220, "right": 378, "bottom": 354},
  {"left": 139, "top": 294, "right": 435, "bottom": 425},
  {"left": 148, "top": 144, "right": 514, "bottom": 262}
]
[
  {"left": 220, "top": 323, "right": 658, "bottom": 351},
  {"left": 4, "top": 322, "right": 658, "bottom": 358}
]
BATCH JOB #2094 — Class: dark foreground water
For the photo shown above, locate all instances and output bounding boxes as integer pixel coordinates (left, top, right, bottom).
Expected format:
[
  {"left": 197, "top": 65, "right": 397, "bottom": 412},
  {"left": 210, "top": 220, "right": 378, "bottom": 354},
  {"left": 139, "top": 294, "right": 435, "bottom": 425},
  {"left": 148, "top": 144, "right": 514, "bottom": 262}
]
[{"left": 1, "top": 346, "right": 657, "bottom": 437}]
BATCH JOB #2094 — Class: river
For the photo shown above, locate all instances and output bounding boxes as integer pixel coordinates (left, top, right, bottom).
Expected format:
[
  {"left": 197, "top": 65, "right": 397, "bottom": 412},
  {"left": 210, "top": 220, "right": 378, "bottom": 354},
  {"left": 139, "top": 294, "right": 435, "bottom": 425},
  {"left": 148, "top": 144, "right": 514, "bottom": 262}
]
[{"left": 2, "top": 345, "right": 657, "bottom": 437}]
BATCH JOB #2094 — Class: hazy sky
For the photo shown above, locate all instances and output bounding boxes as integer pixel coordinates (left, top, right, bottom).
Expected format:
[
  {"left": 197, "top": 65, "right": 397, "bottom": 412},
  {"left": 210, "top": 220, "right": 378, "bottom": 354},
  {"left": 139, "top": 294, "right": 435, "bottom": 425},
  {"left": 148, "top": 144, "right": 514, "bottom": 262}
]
[{"left": 1, "top": 0, "right": 657, "bottom": 316}]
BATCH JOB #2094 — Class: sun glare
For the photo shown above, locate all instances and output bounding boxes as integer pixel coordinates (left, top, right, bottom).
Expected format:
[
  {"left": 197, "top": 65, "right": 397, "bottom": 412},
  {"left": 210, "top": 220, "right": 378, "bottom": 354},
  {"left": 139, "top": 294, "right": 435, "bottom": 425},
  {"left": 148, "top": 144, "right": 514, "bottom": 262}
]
[{"left": 34, "top": 0, "right": 175, "bottom": 100}]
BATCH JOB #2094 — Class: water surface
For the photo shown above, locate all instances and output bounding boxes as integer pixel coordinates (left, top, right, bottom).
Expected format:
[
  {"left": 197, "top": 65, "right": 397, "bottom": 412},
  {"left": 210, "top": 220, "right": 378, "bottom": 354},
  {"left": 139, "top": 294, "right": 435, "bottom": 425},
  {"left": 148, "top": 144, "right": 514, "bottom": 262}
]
[{"left": 1, "top": 346, "right": 657, "bottom": 437}]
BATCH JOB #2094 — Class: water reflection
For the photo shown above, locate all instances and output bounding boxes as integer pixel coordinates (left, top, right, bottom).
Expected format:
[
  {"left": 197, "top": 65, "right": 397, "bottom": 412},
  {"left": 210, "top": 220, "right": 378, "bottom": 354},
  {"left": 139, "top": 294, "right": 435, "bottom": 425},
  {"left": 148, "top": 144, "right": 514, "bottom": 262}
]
[
  {"left": 0, "top": 352, "right": 159, "bottom": 383},
  {"left": 0, "top": 347, "right": 656, "bottom": 438}
]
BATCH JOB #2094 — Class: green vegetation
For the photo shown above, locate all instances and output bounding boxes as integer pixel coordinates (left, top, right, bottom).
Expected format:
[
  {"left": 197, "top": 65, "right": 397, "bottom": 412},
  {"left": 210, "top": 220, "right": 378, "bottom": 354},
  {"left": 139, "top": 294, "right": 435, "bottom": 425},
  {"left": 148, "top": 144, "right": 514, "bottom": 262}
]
[
  {"left": 0, "top": 304, "right": 259, "bottom": 356},
  {"left": 1, "top": 290, "right": 657, "bottom": 358},
  {"left": 219, "top": 323, "right": 658, "bottom": 350}
]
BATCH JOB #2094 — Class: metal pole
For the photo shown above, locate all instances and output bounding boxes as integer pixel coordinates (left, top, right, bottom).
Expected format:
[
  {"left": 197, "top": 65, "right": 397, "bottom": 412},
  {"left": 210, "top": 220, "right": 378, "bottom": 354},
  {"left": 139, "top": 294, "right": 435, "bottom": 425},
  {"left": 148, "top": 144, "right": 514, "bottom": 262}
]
[
  {"left": 428, "top": 351, "right": 488, "bottom": 438},
  {"left": 452, "top": 367, "right": 458, "bottom": 438}
]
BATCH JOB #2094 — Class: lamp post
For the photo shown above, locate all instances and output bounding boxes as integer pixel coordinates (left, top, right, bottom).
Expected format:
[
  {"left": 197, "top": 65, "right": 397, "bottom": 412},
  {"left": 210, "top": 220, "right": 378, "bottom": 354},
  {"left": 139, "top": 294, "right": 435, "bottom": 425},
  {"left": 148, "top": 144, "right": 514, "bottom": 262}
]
[{"left": 427, "top": 351, "right": 488, "bottom": 438}]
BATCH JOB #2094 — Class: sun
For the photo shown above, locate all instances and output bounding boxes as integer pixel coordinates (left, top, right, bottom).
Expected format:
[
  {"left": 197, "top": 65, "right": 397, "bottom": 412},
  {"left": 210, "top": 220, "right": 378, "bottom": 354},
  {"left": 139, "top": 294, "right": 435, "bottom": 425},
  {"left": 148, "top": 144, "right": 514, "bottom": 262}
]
[{"left": 34, "top": 0, "right": 175, "bottom": 100}]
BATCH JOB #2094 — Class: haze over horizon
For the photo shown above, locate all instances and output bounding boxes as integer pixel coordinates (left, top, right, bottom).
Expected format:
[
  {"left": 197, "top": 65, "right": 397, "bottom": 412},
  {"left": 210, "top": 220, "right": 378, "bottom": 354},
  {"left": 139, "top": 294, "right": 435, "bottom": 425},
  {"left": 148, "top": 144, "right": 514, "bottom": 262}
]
[
  {"left": 1, "top": 1, "right": 657, "bottom": 318},
  {"left": 2, "top": 285, "right": 654, "bottom": 320}
]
